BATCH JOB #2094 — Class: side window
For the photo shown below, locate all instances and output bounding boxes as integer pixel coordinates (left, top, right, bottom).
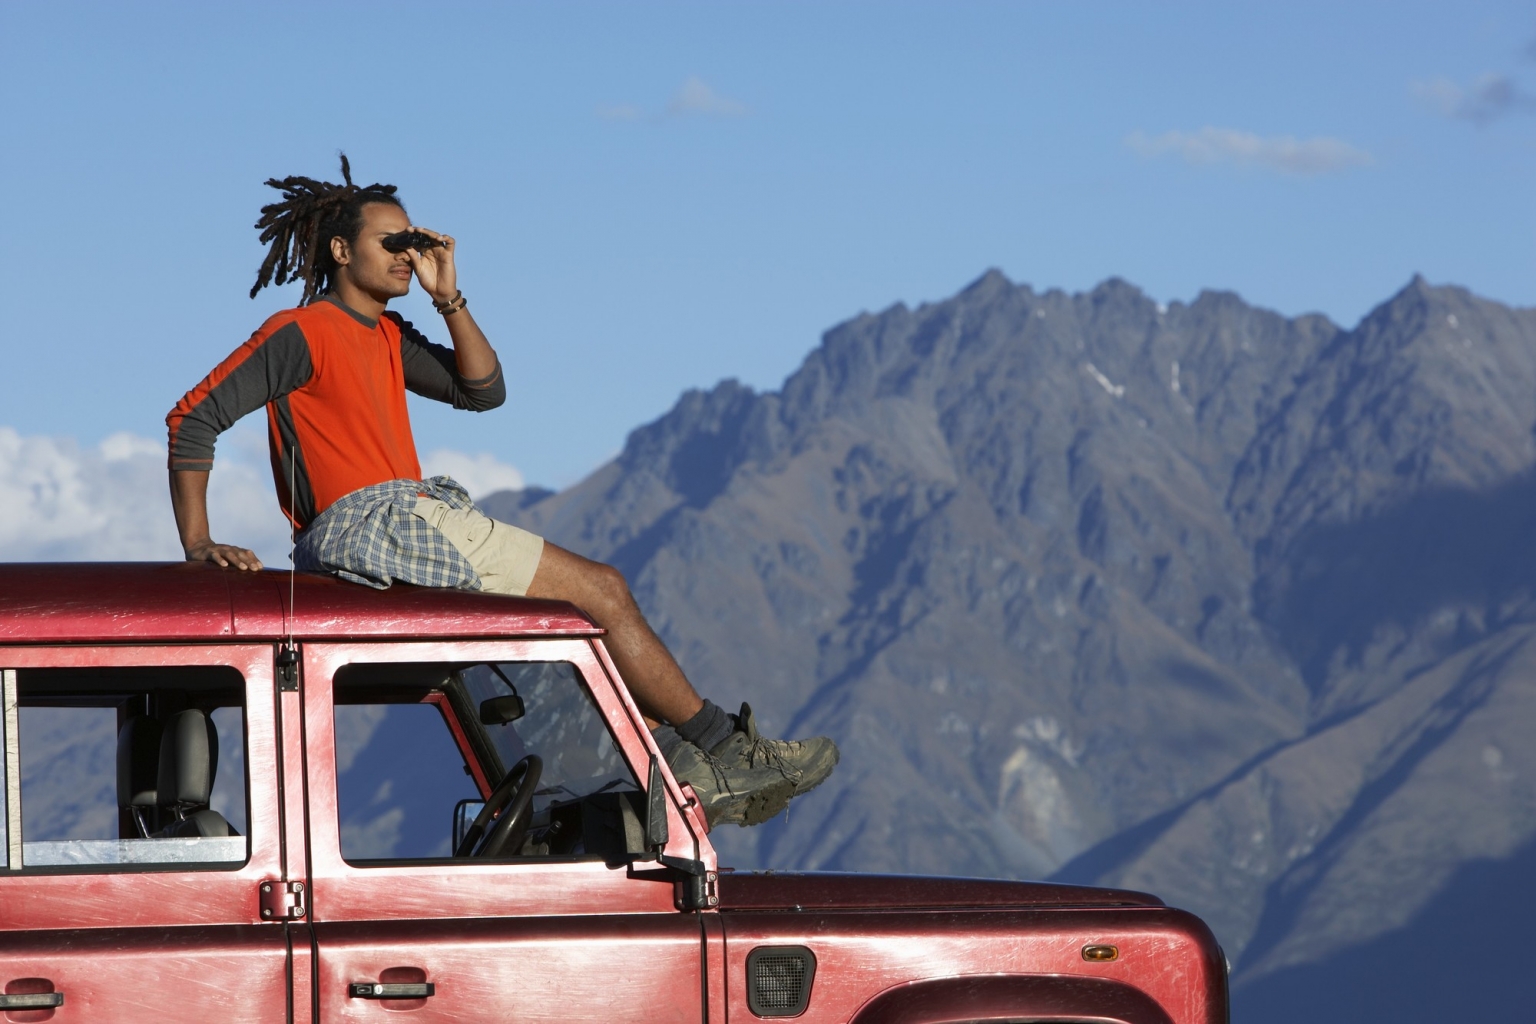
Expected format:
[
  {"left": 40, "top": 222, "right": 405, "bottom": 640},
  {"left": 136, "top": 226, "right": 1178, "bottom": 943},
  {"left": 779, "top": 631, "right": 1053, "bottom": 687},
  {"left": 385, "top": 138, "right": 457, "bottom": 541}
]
[
  {"left": 334, "top": 661, "right": 640, "bottom": 865},
  {"left": 0, "top": 666, "right": 248, "bottom": 871}
]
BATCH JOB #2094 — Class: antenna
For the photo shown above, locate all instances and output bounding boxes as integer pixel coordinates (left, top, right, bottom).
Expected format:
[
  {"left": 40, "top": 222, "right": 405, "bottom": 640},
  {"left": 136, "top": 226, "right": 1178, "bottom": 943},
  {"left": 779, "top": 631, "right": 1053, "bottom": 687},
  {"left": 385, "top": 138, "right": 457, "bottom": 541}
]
[
  {"left": 276, "top": 445, "right": 299, "bottom": 692},
  {"left": 288, "top": 443, "right": 296, "bottom": 649}
]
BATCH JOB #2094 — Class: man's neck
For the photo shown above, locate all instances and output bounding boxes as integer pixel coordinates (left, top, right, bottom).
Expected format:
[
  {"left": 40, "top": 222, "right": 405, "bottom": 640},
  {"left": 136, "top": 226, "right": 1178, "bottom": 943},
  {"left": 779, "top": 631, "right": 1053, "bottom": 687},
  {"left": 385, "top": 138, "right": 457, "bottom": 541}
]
[{"left": 329, "top": 279, "right": 388, "bottom": 321}]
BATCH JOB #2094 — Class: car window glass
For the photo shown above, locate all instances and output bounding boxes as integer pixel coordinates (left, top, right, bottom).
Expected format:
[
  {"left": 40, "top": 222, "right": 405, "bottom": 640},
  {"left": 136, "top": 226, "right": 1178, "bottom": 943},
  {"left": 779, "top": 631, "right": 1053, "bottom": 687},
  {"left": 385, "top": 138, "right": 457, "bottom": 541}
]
[
  {"left": 335, "top": 701, "right": 477, "bottom": 861},
  {"left": 460, "top": 663, "right": 634, "bottom": 803},
  {"left": 0, "top": 666, "right": 249, "bottom": 871},
  {"left": 333, "top": 661, "right": 640, "bottom": 865}
]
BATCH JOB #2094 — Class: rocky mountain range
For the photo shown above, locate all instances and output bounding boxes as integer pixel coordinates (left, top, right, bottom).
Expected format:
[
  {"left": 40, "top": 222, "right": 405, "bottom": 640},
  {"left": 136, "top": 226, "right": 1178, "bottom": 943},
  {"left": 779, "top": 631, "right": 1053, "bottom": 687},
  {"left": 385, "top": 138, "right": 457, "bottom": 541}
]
[{"left": 482, "top": 270, "right": 1536, "bottom": 1021}]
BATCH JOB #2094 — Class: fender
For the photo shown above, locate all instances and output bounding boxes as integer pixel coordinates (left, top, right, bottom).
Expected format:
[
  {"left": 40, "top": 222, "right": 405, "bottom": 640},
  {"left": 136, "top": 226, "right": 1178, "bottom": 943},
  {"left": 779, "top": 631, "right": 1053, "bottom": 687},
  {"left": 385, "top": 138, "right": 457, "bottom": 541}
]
[{"left": 847, "top": 973, "right": 1175, "bottom": 1024}]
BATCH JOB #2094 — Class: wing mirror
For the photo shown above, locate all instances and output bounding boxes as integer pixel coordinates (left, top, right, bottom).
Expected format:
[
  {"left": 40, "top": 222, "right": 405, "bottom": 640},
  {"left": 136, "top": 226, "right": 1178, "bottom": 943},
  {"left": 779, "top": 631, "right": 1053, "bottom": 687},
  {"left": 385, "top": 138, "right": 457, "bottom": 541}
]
[
  {"left": 479, "top": 694, "right": 525, "bottom": 725},
  {"left": 453, "top": 798, "right": 485, "bottom": 855}
]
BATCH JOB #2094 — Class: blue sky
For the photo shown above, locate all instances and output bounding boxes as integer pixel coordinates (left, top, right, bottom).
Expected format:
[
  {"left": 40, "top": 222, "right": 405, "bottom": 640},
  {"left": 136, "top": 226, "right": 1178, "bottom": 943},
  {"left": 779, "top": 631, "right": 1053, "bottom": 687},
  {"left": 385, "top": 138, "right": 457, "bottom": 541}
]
[{"left": 2, "top": 1, "right": 1533, "bottom": 556}]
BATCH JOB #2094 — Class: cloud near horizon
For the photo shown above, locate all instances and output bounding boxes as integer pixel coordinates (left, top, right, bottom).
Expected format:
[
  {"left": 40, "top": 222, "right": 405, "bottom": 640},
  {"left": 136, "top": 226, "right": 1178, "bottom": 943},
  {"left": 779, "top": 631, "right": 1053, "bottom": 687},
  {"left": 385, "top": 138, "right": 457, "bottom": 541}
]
[
  {"left": 597, "top": 76, "right": 747, "bottom": 122},
  {"left": 1412, "top": 73, "right": 1536, "bottom": 125},
  {"left": 0, "top": 425, "right": 528, "bottom": 566},
  {"left": 0, "top": 423, "right": 291, "bottom": 566},
  {"left": 1125, "top": 127, "right": 1372, "bottom": 176},
  {"left": 420, "top": 449, "right": 526, "bottom": 497}
]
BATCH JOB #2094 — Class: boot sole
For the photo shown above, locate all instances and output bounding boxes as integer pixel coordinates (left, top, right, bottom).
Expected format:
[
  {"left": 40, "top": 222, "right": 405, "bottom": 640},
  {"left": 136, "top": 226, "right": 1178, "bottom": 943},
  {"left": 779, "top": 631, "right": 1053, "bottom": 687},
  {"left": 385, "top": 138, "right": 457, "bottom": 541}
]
[{"left": 716, "top": 776, "right": 794, "bottom": 827}]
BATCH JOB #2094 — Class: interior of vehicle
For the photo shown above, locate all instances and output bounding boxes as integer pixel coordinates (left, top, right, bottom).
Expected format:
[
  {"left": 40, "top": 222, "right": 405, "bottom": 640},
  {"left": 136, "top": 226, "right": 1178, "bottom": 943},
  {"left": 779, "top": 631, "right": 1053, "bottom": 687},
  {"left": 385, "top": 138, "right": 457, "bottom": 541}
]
[
  {"left": 3, "top": 665, "right": 248, "bottom": 870},
  {"left": 333, "top": 661, "right": 647, "bottom": 866}
]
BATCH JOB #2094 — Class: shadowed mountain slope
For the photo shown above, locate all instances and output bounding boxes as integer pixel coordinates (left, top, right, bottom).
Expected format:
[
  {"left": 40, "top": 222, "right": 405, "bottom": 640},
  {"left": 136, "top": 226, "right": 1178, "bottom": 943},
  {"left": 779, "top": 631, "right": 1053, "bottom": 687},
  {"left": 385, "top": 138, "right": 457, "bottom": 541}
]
[{"left": 481, "top": 271, "right": 1536, "bottom": 1009}]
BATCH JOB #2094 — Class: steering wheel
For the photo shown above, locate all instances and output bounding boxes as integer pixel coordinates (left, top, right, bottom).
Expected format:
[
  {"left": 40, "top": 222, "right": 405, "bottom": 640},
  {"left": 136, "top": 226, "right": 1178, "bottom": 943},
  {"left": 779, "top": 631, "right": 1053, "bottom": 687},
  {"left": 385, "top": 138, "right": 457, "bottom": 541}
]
[{"left": 455, "top": 754, "right": 543, "bottom": 858}]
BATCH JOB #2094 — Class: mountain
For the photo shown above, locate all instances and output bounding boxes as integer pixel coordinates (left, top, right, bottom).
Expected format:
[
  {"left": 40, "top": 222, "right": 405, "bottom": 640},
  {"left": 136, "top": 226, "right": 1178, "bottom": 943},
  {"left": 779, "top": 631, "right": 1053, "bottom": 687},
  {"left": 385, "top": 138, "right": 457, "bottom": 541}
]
[{"left": 481, "top": 271, "right": 1536, "bottom": 1020}]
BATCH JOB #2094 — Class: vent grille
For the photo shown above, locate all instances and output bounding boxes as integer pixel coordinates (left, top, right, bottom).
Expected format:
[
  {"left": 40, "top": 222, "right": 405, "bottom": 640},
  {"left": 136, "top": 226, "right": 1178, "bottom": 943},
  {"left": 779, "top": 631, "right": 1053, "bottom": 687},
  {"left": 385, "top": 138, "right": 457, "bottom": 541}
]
[{"left": 746, "top": 946, "right": 816, "bottom": 1018}]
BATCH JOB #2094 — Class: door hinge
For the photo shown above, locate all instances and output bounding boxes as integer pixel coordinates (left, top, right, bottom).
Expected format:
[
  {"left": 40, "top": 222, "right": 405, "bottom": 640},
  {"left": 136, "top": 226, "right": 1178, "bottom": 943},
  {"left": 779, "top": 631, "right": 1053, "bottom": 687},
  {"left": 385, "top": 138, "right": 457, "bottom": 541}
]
[
  {"left": 276, "top": 645, "right": 299, "bottom": 691},
  {"left": 259, "top": 880, "right": 306, "bottom": 920},
  {"left": 664, "top": 856, "right": 719, "bottom": 910}
]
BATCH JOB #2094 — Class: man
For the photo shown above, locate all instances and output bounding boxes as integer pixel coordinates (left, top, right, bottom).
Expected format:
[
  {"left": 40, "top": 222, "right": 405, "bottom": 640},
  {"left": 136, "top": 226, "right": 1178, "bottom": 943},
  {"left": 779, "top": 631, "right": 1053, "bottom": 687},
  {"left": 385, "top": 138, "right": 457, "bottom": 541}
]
[{"left": 167, "top": 157, "right": 837, "bottom": 828}]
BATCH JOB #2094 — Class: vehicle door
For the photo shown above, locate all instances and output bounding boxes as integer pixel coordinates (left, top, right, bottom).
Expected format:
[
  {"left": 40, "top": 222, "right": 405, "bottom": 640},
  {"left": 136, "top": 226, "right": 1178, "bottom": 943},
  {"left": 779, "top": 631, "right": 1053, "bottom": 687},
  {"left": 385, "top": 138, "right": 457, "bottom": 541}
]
[
  {"left": 0, "top": 645, "right": 291, "bottom": 1023},
  {"left": 300, "top": 638, "right": 713, "bottom": 1023}
]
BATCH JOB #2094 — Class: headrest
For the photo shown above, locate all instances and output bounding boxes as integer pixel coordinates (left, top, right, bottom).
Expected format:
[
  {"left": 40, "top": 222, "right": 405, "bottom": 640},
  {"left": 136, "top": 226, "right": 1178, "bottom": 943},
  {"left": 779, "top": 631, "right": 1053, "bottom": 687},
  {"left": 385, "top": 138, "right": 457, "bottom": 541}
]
[
  {"left": 157, "top": 709, "right": 219, "bottom": 808},
  {"left": 116, "top": 715, "right": 163, "bottom": 808}
]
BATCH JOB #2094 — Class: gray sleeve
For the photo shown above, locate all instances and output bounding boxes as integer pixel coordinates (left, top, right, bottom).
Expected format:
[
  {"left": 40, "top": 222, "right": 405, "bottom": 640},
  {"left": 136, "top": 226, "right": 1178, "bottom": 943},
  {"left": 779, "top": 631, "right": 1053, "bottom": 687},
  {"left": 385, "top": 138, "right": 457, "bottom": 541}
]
[
  {"left": 166, "top": 321, "right": 313, "bottom": 470},
  {"left": 392, "top": 313, "right": 506, "bottom": 412}
]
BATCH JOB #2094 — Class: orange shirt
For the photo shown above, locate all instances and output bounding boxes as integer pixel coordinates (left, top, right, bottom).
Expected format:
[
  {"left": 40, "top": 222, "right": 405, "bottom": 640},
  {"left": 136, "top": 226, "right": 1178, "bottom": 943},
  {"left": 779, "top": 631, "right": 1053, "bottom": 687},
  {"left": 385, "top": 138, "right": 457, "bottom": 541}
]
[{"left": 167, "top": 296, "right": 504, "bottom": 529}]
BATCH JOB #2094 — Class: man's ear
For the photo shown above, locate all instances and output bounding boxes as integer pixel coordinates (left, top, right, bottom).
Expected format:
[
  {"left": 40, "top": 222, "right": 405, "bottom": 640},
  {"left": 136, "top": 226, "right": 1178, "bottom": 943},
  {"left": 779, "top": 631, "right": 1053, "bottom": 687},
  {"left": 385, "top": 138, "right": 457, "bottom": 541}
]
[{"left": 329, "top": 235, "right": 351, "bottom": 266}]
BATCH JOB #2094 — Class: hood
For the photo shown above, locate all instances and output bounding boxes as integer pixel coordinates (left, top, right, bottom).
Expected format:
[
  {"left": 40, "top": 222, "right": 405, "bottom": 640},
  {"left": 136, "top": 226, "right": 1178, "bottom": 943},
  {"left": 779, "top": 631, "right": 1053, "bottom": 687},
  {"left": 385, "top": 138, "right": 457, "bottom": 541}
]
[{"left": 715, "top": 872, "right": 1162, "bottom": 912}]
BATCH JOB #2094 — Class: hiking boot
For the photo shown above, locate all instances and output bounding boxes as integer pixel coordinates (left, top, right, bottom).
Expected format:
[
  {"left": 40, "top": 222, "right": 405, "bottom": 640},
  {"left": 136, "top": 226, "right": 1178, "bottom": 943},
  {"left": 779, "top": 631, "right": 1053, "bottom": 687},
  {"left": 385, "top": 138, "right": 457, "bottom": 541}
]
[
  {"left": 666, "top": 738, "right": 795, "bottom": 827},
  {"left": 709, "top": 703, "right": 840, "bottom": 798}
]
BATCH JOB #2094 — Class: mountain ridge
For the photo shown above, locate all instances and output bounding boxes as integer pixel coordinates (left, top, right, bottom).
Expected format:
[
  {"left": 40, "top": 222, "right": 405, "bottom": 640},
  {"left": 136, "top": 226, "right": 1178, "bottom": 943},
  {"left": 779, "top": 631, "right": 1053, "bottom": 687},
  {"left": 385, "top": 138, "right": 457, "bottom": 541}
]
[{"left": 482, "top": 270, "right": 1536, "bottom": 1021}]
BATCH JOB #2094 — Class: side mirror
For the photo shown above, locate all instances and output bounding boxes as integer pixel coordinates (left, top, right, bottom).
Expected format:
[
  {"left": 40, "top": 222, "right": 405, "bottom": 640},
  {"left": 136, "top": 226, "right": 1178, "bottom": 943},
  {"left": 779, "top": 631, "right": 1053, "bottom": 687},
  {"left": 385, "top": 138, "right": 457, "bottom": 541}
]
[
  {"left": 453, "top": 798, "right": 485, "bottom": 855},
  {"left": 479, "top": 695, "right": 525, "bottom": 725},
  {"left": 645, "top": 754, "right": 669, "bottom": 851}
]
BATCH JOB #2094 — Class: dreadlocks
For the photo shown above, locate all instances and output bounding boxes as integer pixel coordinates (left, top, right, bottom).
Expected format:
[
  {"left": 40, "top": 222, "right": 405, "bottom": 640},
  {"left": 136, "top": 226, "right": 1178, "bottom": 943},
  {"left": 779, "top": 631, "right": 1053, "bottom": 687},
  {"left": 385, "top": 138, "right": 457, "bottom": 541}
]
[{"left": 250, "top": 153, "right": 403, "bottom": 303}]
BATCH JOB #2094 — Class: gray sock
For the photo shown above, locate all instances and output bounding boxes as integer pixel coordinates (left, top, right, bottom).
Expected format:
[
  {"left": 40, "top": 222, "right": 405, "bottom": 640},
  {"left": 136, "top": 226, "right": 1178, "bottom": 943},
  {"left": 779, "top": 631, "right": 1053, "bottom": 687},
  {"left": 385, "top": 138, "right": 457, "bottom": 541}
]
[
  {"left": 676, "top": 699, "right": 735, "bottom": 753},
  {"left": 651, "top": 723, "right": 686, "bottom": 760}
]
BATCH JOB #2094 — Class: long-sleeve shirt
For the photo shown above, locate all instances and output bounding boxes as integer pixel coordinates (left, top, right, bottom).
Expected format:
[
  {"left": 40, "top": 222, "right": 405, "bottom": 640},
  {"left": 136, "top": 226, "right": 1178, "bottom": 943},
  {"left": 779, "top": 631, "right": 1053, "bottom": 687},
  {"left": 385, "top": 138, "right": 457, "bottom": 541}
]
[{"left": 167, "top": 294, "right": 505, "bottom": 529}]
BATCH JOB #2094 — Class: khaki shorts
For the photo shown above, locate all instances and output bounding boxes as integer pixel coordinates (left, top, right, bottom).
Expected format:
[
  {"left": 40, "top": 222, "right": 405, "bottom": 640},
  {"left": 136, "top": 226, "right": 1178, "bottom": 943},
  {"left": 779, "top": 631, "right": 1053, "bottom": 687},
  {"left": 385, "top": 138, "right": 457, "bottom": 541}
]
[{"left": 411, "top": 497, "right": 545, "bottom": 596}]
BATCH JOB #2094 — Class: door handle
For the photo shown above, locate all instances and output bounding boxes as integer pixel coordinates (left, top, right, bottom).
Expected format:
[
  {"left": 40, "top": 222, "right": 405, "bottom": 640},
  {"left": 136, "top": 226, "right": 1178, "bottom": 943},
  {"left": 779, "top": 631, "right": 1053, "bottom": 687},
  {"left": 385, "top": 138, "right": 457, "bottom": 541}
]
[
  {"left": 349, "top": 982, "right": 435, "bottom": 999},
  {"left": 0, "top": 992, "right": 64, "bottom": 1009}
]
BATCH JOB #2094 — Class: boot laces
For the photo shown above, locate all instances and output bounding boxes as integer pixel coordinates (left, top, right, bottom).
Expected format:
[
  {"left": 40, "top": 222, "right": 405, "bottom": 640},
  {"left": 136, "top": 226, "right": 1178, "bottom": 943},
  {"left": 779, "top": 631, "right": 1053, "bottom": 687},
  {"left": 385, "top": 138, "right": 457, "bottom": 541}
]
[{"left": 746, "top": 735, "right": 805, "bottom": 783}]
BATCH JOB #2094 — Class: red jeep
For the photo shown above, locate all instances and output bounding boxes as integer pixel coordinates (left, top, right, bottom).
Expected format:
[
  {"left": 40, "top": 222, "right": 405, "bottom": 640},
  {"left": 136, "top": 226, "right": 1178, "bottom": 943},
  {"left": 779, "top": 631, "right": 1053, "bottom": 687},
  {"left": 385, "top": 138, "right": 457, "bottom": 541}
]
[{"left": 0, "top": 563, "right": 1226, "bottom": 1023}]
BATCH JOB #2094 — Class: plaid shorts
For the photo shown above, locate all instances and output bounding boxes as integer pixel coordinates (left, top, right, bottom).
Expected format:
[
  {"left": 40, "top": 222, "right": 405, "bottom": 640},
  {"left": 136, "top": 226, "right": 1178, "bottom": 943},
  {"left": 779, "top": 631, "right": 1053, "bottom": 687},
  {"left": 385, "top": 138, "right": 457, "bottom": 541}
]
[{"left": 294, "top": 477, "right": 537, "bottom": 591}]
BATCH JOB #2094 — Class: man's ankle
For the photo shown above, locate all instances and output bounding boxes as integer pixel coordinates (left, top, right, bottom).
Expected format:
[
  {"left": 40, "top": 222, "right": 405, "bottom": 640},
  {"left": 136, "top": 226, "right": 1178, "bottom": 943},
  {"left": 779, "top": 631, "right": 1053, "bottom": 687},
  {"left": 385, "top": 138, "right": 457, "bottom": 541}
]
[
  {"left": 650, "top": 723, "right": 687, "bottom": 759},
  {"left": 675, "top": 699, "right": 734, "bottom": 752}
]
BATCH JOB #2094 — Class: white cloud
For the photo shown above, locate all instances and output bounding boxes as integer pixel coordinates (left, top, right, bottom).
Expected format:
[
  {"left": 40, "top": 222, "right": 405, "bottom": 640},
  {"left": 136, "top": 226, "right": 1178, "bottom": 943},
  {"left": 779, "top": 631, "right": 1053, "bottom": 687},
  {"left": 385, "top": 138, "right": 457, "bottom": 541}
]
[
  {"left": 666, "top": 76, "right": 747, "bottom": 117},
  {"left": 597, "top": 76, "right": 748, "bottom": 122},
  {"left": 1412, "top": 73, "right": 1536, "bottom": 125},
  {"left": 0, "top": 423, "right": 290, "bottom": 566},
  {"left": 596, "top": 103, "right": 645, "bottom": 122},
  {"left": 0, "top": 426, "right": 530, "bottom": 567},
  {"left": 1126, "top": 127, "right": 1372, "bottom": 176},
  {"left": 420, "top": 449, "right": 526, "bottom": 499}
]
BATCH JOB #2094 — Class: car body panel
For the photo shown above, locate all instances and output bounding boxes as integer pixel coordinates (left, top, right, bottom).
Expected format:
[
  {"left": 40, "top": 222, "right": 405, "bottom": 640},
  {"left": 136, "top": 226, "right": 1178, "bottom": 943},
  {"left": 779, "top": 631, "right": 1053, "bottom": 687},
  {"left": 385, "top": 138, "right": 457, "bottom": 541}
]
[
  {"left": 721, "top": 906, "right": 1225, "bottom": 1024},
  {"left": 296, "top": 637, "right": 706, "bottom": 1021},
  {"left": 716, "top": 870, "right": 1162, "bottom": 912},
  {"left": 0, "top": 563, "right": 599, "bottom": 644},
  {"left": 0, "top": 643, "right": 288, "bottom": 1022},
  {"left": 0, "top": 565, "right": 1228, "bottom": 1024}
]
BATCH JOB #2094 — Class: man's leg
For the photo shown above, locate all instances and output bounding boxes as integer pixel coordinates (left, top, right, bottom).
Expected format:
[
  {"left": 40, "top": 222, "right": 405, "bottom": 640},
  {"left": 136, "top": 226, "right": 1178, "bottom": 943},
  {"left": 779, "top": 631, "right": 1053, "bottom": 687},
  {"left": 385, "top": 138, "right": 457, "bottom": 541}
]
[
  {"left": 522, "top": 542, "right": 807, "bottom": 825},
  {"left": 416, "top": 498, "right": 837, "bottom": 824},
  {"left": 524, "top": 542, "right": 704, "bottom": 727}
]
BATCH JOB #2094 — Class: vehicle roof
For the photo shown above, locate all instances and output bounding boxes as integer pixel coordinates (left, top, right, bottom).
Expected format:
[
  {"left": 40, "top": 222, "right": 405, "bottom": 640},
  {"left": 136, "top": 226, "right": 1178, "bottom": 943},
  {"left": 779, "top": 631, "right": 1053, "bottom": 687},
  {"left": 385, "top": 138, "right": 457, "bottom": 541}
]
[{"left": 0, "top": 563, "right": 601, "bottom": 644}]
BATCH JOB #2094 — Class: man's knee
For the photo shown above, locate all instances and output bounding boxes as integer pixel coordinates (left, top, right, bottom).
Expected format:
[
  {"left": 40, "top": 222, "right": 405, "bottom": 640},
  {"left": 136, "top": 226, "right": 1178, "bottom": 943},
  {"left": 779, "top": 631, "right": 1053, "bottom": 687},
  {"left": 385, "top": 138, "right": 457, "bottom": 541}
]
[{"left": 576, "top": 560, "right": 632, "bottom": 617}]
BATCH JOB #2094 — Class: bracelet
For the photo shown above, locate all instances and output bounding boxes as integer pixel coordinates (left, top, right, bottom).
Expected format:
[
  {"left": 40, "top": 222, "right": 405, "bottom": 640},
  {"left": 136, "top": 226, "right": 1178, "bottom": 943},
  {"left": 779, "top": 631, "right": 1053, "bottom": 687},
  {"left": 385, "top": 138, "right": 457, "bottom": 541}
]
[
  {"left": 432, "top": 289, "right": 463, "bottom": 313},
  {"left": 438, "top": 294, "right": 468, "bottom": 316}
]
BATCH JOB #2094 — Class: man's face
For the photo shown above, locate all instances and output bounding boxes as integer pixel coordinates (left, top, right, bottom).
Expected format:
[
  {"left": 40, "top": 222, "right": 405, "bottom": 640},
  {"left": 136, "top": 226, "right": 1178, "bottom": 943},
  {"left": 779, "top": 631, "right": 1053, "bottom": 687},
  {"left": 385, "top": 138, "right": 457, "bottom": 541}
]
[{"left": 332, "top": 202, "right": 413, "bottom": 300}]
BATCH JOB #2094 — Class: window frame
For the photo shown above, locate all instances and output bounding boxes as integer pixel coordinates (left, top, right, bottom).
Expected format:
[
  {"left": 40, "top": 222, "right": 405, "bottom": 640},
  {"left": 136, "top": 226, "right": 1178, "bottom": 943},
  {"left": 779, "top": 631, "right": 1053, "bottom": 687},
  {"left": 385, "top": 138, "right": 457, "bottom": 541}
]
[
  {"left": 301, "top": 639, "right": 710, "bottom": 923},
  {"left": 0, "top": 644, "right": 283, "bottom": 932}
]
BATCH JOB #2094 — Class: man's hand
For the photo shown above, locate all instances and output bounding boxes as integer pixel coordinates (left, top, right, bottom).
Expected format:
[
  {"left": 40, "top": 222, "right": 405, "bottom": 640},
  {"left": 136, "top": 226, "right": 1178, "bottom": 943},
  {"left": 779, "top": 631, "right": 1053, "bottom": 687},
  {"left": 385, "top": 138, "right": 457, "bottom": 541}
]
[
  {"left": 170, "top": 468, "right": 264, "bottom": 572},
  {"left": 185, "top": 538, "right": 264, "bottom": 572},
  {"left": 404, "top": 225, "right": 457, "bottom": 304}
]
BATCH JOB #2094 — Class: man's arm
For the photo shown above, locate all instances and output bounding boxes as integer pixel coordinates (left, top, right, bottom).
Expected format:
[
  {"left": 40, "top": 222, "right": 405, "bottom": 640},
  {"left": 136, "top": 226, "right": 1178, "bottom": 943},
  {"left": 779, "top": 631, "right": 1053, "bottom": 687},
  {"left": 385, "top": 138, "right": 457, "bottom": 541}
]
[
  {"left": 396, "top": 315, "right": 506, "bottom": 411},
  {"left": 165, "top": 318, "right": 312, "bottom": 569},
  {"left": 439, "top": 302, "right": 496, "bottom": 379},
  {"left": 404, "top": 227, "right": 500, "bottom": 381},
  {"left": 169, "top": 469, "right": 264, "bottom": 571}
]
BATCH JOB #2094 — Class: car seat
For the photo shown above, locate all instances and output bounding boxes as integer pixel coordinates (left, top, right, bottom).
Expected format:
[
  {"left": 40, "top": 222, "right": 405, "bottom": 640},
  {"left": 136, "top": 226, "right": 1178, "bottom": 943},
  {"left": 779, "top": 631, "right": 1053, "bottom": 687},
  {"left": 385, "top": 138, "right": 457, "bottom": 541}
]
[
  {"left": 152, "top": 709, "right": 239, "bottom": 838},
  {"left": 116, "top": 714, "right": 163, "bottom": 838}
]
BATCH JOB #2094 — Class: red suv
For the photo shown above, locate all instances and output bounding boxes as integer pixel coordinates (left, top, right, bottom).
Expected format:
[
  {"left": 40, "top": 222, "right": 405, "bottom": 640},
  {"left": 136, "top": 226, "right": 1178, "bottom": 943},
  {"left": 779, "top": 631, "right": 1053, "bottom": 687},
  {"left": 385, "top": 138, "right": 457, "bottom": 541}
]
[{"left": 0, "top": 563, "right": 1226, "bottom": 1023}]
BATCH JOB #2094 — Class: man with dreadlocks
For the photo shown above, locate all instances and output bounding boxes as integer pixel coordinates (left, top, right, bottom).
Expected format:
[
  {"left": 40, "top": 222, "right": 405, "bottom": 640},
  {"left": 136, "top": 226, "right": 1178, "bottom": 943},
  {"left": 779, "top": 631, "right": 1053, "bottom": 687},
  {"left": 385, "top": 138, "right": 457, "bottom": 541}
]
[{"left": 166, "top": 156, "right": 837, "bottom": 828}]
